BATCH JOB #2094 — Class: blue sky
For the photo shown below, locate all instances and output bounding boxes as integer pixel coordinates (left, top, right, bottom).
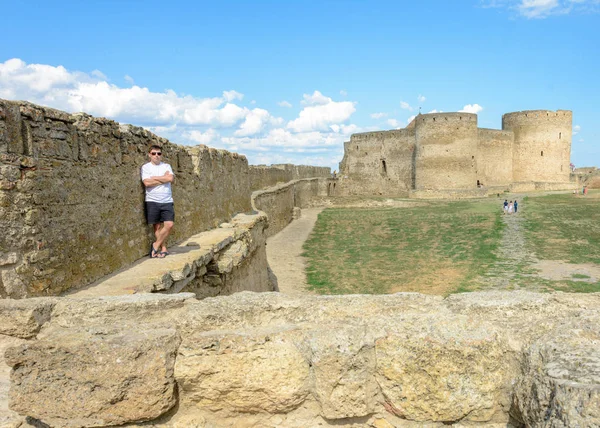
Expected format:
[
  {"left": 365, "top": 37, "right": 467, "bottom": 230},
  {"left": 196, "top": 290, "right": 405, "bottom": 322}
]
[{"left": 1, "top": 0, "right": 598, "bottom": 170}]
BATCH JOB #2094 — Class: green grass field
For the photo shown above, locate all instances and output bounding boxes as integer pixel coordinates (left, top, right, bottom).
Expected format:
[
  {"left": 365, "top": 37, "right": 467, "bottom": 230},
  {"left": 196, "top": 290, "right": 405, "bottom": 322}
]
[{"left": 302, "top": 191, "right": 600, "bottom": 295}]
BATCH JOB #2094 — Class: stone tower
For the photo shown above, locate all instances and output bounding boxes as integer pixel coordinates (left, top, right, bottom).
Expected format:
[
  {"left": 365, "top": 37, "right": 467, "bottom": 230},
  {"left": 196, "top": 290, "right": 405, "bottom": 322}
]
[{"left": 502, "top": 110, "right": 572, "bottom": 183}]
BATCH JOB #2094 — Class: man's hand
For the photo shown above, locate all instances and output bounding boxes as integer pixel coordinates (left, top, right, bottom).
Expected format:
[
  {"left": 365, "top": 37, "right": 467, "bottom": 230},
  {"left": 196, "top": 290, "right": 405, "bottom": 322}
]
[{"left": 163, "top": 171, "right": 174, "bottom": 182}]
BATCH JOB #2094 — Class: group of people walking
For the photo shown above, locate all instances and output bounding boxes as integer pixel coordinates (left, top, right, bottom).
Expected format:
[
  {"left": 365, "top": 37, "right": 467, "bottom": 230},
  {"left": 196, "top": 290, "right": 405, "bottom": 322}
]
[{"left": 503, "top": 199, "right": 518, "bottom": 215}]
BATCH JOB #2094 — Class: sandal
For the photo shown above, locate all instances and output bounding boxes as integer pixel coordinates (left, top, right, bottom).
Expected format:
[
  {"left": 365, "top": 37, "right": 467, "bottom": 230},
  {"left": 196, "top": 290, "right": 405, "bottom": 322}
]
[
  {"left": 159, "top": 251, "right": 169, "bottom": 258},
  {"left": 150, "top": 245, "right": 160, "bottom": 258}
]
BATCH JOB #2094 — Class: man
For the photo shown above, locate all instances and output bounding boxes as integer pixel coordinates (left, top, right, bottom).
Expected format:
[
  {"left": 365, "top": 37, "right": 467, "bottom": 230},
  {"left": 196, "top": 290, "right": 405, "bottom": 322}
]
[{"left": 141, "top": 145, "right": 175, "bottom": 258}]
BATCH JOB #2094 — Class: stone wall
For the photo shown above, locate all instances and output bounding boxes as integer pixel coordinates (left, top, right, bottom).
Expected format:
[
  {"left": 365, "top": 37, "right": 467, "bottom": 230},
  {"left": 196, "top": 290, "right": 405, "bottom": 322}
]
[
  {"left": 502, "top": 110, "right": 572, "bottom": 183},
  {"left": 2, "top": 290, "right": 599, "bottom": 427},
  {"left": 0, "top": 100, "right": 326, "bottom": 298},
  {"left": 338, "top": 129, "right": 414, "bottom": 196},
  {"left": 248, "top": 164, "right": 330, "bottom": 191},
  {"left": 477, "top": 128, "right": 513, "bottom": 187},
  {"left": 415, "top": 113, "right": 479, "bottom": 190},
  {"left": 574, "top": 167, "right": 600, "bottom": 189},
  {"left": 252, "top": 178, "right": 324, "bottom": 237}
]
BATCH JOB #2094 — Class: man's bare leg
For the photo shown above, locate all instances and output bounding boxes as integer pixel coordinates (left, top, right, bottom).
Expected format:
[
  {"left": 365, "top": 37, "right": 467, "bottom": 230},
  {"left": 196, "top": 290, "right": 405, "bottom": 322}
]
[{"left": 153, "top": 221, "right": 174, "bottom": 255}]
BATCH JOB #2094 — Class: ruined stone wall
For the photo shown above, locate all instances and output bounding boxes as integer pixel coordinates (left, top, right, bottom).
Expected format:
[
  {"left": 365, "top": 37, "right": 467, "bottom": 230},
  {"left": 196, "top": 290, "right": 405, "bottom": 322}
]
[
  {"left": 248, "top": 164, "right": 330, "bottom": 191},
  {"left": 477, "top": 128, "right": 514, "bottom": 187},
  {"left": 2, "top": 291, "right": 599, "bottom": 427},
  {"left": 252, "top": 178, "right": 323, "bottom": 237},
  {"left": 338, "top": 129, "right": 414, "bottom": 196},
  {"left": 415, "top": 113, "right": 479, "bottom": 190},
  {"left": 248, "top": 165, "right": 290, "bottom": 191},
  {"left": 0, "top": 100, "right": 253, "bottom": 298},
  {"left": 574, "top": 167, "right": 600, "bottom": 189},
  {"left": 502, "top": 110, "right": 572, "bottom": 183}
]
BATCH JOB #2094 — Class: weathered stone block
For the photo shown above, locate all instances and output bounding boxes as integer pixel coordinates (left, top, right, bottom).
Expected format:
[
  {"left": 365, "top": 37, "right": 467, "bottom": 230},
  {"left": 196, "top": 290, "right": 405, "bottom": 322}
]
[
  {"left": 512, "top": 319, "right": 600, "bottom": 427},
  {"left": 5, "top": 325, "right": 181, "bottom": 427},
  {"left": 0, "top": 297, "right": 55, "bottom": 338},
  {"left": 175, "top": 327, "right": 310, "bottom": 414},
  {"left": 301, "top": 324, "right": 379, "bottom": 419},
  {"left": 375, "top": 315, "right": 515, "bottom": 422}
]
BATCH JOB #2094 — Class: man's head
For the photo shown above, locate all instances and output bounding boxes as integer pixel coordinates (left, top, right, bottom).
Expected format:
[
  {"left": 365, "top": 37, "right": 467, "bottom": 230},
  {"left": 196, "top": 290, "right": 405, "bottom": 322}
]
[{"left": 148, "top": 145, "right": 163, "bottom": 165}]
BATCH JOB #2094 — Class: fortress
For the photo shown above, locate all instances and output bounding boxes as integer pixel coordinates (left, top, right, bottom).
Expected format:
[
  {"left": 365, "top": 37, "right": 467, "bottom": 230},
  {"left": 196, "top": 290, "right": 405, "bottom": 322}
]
[
  {"left": 1, "top": 100, "right": 599, "bottom": 427},
  {"left": 338, "top": 110, "right": 576, "bottom": 198}
]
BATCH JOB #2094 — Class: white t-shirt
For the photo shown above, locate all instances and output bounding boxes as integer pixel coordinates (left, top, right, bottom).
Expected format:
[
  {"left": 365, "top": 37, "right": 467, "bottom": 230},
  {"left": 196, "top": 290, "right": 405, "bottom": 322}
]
[{"left": 141, "top": 162, "right": 174, "bottom": 203}]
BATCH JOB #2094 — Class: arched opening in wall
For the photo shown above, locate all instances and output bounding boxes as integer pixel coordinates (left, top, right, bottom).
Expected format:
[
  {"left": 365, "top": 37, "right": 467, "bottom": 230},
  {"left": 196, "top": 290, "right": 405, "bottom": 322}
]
[
  {"left": 541, "top": 151, "right": 544, "bottom": 156},
  {"left": 381, "top": 159, "right": 387, "bottom": 176}
]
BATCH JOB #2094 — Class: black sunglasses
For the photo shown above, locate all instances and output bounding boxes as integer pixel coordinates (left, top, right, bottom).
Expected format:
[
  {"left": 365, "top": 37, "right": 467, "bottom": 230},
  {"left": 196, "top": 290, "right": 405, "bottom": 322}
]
[{"left": 150, "top": 152, "right": 162, "bottom": 156}]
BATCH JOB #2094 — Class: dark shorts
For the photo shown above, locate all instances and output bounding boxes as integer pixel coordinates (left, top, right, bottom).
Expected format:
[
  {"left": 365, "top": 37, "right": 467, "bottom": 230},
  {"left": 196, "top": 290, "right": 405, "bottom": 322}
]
[{"left": 145, "top": 202, "right": 175, "bottom": 224}]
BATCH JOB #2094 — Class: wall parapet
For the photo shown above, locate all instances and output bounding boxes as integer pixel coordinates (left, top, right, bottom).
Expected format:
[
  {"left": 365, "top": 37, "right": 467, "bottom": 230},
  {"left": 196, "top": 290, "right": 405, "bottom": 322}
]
[
  {"left": 252, "top": 178, "right": 327, "bottom": 237},
  {"left": 2, "top": 291, "right": 599, "bottom": 427},
  {"left": 0, "top": 99, "right": 325, "bottom": 298}
]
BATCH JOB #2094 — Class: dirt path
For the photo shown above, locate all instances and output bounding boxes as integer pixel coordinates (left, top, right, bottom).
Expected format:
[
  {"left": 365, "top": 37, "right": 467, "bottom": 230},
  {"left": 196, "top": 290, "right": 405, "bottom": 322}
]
[
  {"left": 266, "top": 207, "right": 323, "bottom": 296},
  {"left": 477, "top": 208, "right": 539, "bottom": 289}
]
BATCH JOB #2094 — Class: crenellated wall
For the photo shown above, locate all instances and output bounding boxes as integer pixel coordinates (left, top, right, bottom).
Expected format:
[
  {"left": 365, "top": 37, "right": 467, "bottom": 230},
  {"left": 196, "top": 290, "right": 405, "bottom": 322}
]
[{"left": 0, "top": 100, "right": 327, "bottom": 298}]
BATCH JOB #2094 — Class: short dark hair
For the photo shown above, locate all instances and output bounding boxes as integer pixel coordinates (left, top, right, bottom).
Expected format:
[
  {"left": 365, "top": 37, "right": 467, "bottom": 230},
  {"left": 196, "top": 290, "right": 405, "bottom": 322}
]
[{"left": 149, "top": 144, "right": 162, "bottom": 152}]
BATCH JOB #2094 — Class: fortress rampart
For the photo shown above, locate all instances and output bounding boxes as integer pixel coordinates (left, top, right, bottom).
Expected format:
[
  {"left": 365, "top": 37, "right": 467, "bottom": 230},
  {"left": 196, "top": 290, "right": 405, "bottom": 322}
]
[
  {"left": 477, "top": 128, "right": 514, "bottom": 187},
  {"left": 339, "top": 129, "right": 415, "bottom": 196},
  {"left": 0, "top": 99, "right": 329, "bottom": 298},
  {"left": 415, "top": 113, "right": 478, "bottom": 190},
  {"left": 338, "top": 109, "right": 575, "bottom": 197},
  {"left": 249, "top": 164, "right": 330, "bottom": 191}
]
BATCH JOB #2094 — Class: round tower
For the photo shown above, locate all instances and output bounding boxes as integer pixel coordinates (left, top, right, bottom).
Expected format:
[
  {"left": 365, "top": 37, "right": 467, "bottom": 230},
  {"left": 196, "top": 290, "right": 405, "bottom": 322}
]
[
  {"left": 414, "top": 112, "right": 478, "bottom": 190},
  {"left": 502, "top": 110, "right": 572, "bottom": 183}
]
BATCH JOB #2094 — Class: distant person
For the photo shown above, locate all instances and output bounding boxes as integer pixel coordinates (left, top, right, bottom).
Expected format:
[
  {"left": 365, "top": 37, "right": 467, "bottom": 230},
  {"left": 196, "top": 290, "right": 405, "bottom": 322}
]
[
  {"left": 333, "top": 170, "right": 337, "bottom": 178},
  {"left": 584, "top": 186, "right": 588, "bottom": 196},
  {"left": 141, "top": 145, "right": 175, "bottom": 258},
  {"left": 514, "top": 200, "right": 518, "bottom": 213},
  {"left": 503, "top": 199, "right": 508, "bottom": 215},
  {"left": 508, "top": 201, "right": 514, "bottom": 214}
]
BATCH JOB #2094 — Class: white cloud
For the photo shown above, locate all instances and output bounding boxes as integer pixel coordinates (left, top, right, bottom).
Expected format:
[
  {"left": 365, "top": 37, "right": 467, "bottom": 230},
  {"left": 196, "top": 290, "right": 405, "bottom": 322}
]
[
  {"left": 91, "top": 70, "right": 108, "bottom": 80},
  {"left": 459, "top": 104, "right": 484, "bottom": 114},
  {"left": 223, "top": 90, "right": 244, "bottom": 102},
  {"left": 184, "top": 129, "right": 220, "bottom": 144},
  {"left": 418, "top": 94, "right": 426, "bottom": 103},
  {"left": 573, "top": 124, "right": 581, "bottom": 135},
  {"left": 407, "top": 115, "right": 416, "bottom": 125},
  {"left": 278, "top": 100, "right": 292, "bottom": 108},
  {"left": 288, "top": 91, "right": 356, "bottom": 132},
  {"left": 400, "top": 101, "right": 414, "bottom": 111},
  {"left": 301, "top": 90, "right": 331, "bottom": 106},
  {"left": 427, "top": 109, "right": 443, "bottom": 113},
  {"left": 234, "top": 108, "right": 278, "bottom": 137},
  {"left": 387, "top": 119, "right": 401, "bottom": 128},
  {"left": 370, "top": 112, "right": 387, "bottom": 119},
  {"left": 481, "top": 0, "right": 600, "bottom": 18},
  {"left": 0, "top": 58, "right": 360, "bottom": 171},
  {"left": 340, "top": 89, "right": 347, "bottom": 96}
]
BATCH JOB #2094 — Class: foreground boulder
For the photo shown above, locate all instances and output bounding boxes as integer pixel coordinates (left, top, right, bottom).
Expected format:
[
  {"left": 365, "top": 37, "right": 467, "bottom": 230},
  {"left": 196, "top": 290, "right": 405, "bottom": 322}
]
[
  {"left": 1, "top": 291, "right": 599, "bottom": 427},
  {"left": 5, "top": 325, "right": 180, "bottom": 427}
]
